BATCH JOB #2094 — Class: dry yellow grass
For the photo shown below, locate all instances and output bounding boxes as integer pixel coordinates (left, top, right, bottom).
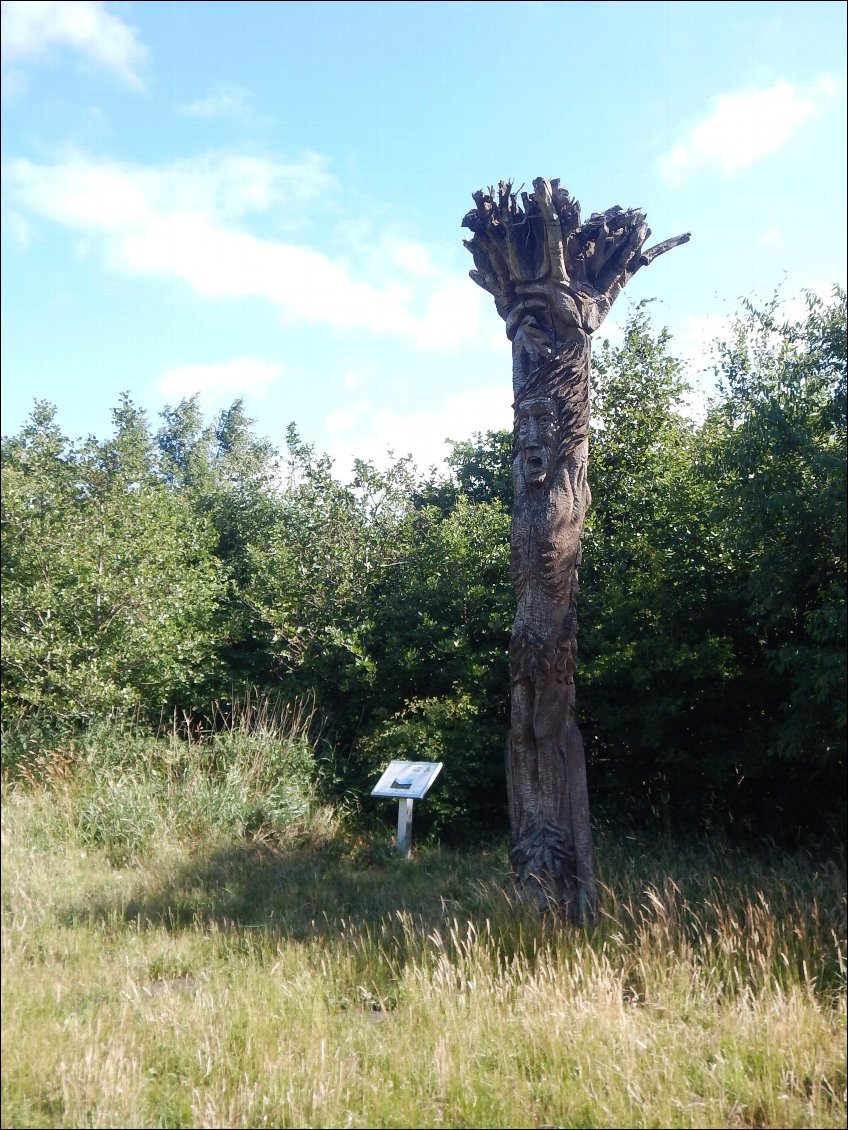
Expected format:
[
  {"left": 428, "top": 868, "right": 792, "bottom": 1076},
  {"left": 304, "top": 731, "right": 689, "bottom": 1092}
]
[{"left": 2, "top": 755, "right": 845, "bottom": 1128}]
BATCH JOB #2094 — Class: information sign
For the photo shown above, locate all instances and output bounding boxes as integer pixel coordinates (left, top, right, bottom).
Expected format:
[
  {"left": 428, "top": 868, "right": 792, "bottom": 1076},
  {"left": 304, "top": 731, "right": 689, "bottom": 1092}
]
[
  {"left": 370, "top": 760, "right": 443, "bottom": 856},
  {"left": 370, "top": 760, "right": 443, "bottom": 801}
]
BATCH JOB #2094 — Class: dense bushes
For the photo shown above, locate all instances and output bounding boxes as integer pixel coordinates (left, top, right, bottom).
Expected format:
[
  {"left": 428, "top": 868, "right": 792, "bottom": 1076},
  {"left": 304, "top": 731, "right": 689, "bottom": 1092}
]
[
  {"left": 0, "top": 693, "right": 331, "bottom": 865},
  {"left": 580, "top": 293, "right": 846, "bottom": 838},
  {"left": 2, "top": 290, "right": 845, "bottom": 843}
]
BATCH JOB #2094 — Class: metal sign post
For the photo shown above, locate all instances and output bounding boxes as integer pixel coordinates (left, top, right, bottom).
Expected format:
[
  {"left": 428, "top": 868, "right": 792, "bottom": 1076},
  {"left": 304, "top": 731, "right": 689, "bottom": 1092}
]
[{"left": 370, "top": 760, "right": 443, "bottom": 857}]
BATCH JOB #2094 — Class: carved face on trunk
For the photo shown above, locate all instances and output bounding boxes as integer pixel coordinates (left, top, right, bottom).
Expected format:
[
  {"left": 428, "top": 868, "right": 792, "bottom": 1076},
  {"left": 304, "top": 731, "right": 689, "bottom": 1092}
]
[{"left": 516, "top": 396, "right": 557, "bottom": 487}]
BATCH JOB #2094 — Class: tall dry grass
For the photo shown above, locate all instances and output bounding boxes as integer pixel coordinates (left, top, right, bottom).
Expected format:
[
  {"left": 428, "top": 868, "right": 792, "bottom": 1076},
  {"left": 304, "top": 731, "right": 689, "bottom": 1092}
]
[{"left": 1, "top": 714, "right": 845, "bottom": 1128}]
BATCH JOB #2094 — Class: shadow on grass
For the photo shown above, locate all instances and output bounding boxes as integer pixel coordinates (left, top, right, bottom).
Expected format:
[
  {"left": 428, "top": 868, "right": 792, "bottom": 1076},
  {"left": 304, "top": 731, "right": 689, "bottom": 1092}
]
[
  {"left": 71, "top": 835, "right": 520, "bottom": 946},
  {"left": 63, "top": 827, "right": 847, "bottom": 1000}
]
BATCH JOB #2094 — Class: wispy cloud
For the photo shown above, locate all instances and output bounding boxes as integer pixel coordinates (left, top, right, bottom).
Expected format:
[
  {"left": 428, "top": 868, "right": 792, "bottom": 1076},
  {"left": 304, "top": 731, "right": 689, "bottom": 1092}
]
[
  {"left": 156, "top": 357, "right": 284, "bottom": 400},
  {"left": 180, "top": 84, "right": 251, "bottom": 119},
  {"left": 5, "top": 149, "right": 495, "bottom": 350},
  {"left": 5, "top": 150, "right": 334, "bottom": 227},
  {"left": 759, "top": 228, "right": 782, "bottom": 249},
  {"left": 325, "top": 399, "right": 370, "bottom": 434},
  {"left": 327, "top": 384, "right": 511, "bottom": 476},
  {"left": 674, "top": 314, "right": 732, "bottom": 378},
  {"left": 1, "top": 1, "right": 147, "bottom": 88},
  {"left": 657, "top": 76, "right": 839, "bottom": 185},
  {"left": 1, "top": 207, "right": 33, "bottom": 247},
  {"left": 783, "top": 280, "right": 847, "bottom": 322}
]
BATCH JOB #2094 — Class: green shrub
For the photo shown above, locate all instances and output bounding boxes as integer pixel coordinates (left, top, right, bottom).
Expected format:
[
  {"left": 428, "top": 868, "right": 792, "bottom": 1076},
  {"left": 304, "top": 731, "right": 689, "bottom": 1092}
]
[
  {"left": 355, "top": 692, "right": 508, "bottom": 841},
  {"left": 3, "top": 694, "right": 334, "bottom": 865}
]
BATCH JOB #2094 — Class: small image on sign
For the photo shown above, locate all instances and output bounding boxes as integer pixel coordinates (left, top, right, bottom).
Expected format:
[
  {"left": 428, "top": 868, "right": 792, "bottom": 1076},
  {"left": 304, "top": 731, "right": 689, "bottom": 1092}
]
[
  {"left": 391, "top": 767, "right": 424, "bottom": 789},
  {"left": 371, "top": 760, "right": 443, "bottom": 800}
]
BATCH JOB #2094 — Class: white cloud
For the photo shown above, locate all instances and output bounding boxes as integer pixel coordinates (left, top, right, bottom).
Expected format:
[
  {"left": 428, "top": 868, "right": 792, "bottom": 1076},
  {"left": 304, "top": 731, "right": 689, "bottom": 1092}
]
[
  {"left": 5, "top": 150, "right": 333, "bottom": 228},
  {"left": 156, "top": 357, "right": 284, "bottom": 400},
  {"left": 325, "top": 399, "right": 369, "bottom": 434},
  {"left": 674, "top": 313, "right": 732, "bottom": 378},
  {"left": 679, "top": 386, "right": 709, "bottom": 425},
  {"left": 657, "top": 76, "right": 838, "bottom": 185},
  {"left": 1, "top": 1, "right": 147, "bottom": 87},
  {"left": 592, "top": 317, "right": 625, "bottom": 352},
  {"left": 379, "top": 236, "right": 439, "bottom": 279},
  {"left": 1, "top": 207, "right": 32, "bottom": 247},
  {"left": 327, "top": 384, "right": 511, "bottom": 477},
  {"left": 5, "top": 149, "right": 495, "bottom": 351},
  {"left": 782, "top": 280, "right": 847, "bottom": 322},
  {"left": 181, "top": 85, "right": 250, "bottom": 118},
  {"left": 759, "top": 228, "right": 781, "bottom": 249},
  {"left": 411, "top": 274, "right": 497, "bottom": 350}
]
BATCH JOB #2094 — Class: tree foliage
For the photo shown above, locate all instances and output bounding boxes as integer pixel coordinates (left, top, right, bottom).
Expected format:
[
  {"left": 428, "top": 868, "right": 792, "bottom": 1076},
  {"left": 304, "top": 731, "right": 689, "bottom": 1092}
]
[
  {"left": 579, "top": 305, "right": 740, "bottom": 826},
  {"left": 2, "top": 289, "right": 845, "bottom": 842},
  {"left": 695, "top": 290, "right": 847, "bottom": 833},
  {"left": 1, "top": 398, "right": 226, "bottom": 724}
]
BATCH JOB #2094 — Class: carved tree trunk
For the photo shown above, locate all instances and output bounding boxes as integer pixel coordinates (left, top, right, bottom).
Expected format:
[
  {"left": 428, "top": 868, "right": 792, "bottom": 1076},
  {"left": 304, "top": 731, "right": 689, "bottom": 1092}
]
[{"left": 462, "top": 179, "right": 689, "bottom": 924}]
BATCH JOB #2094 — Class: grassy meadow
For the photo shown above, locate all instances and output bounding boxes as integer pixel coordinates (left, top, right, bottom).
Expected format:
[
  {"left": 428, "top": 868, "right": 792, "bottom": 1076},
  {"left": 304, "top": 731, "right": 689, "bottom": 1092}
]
[{"left": 1, "top": 713, "right": 845, "bottom": 1129}]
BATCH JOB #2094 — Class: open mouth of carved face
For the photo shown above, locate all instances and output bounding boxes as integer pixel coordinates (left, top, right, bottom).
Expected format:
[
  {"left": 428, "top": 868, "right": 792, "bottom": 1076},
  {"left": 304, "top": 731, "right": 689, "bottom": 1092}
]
[{"left": 523, "top": 451, "right": 548, "bottom": 484}]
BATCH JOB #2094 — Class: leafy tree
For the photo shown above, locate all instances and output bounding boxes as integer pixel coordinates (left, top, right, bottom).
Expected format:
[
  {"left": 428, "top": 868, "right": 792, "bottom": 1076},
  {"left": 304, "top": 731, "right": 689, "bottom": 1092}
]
[
  {"left": 418, "top": 429, "right": 514, "bottom": 513},
  {"left": 354, "top": 493, "right": 512, "bottom": 837},
  {"left": 695, "top": 288, "right": 847, "bottom": 834},
  {"left": 192, "top": 399, "right": 282, "bottom": 689},
  {"left": 236, "top": 426, "right": 513, "bottom": 835},
  {"left": 575, "top": 306, "right": 737, "bottom": 825},
  {"left": 577, "top": 292, "right": 846, "bottom": 839},
  {"left": 241, "top": 429, "right": 417, "bottom": 733},
  {"left": 4, "top": 290, "right": 842, "bottom": 845},
  {"left": 156, "top": 395, "right": 211, "bottom": 490},
  {"left": 2, "top": 399, "right": 226, "bottom": 725}
]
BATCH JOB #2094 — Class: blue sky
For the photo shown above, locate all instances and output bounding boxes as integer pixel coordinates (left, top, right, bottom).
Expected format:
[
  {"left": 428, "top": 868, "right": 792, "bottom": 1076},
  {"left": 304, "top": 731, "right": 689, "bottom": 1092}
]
[{"left": 2, "top": 1, "right": 846, "bottom": 475}]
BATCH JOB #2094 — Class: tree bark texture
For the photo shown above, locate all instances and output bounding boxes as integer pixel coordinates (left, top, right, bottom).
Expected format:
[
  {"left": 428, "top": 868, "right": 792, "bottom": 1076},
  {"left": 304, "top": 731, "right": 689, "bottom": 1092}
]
[{"left": 462, "top": 178, "right": 689, "bottom": 924}]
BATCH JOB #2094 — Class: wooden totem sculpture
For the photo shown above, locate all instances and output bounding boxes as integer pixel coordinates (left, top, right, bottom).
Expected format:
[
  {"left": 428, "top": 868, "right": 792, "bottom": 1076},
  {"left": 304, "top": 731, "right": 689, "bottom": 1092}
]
[{"left": 462, "top": 178, "right": 689, "bottom": 923}]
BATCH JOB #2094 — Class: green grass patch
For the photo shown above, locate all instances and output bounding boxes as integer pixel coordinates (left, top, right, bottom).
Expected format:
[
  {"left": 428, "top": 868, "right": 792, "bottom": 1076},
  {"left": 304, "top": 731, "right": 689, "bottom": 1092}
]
[{"left": 2, "top": 721, "right": 845, "bottom": 1128}]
